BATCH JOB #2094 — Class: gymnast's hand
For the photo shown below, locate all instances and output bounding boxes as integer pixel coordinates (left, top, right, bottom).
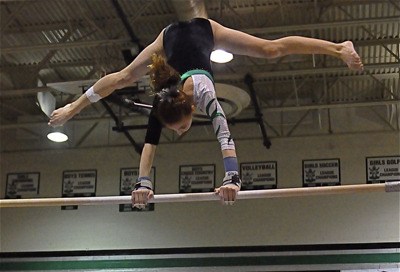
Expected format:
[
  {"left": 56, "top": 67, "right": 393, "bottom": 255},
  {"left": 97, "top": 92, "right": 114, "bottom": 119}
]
[
  {"left": 131, "top": 177, "right": 154, "bottom": 209},
  {"left": 48, "top": 104, "right": 73, "bottom": 127},
  {"left": 131, "top": 188, "right": 154, "bottom": 209},
  {"left": 215, "top": 172, "right": 242, "bottom": 205},
  {"left": 215, "top": 184, "right": 240, "bottom": 205}
]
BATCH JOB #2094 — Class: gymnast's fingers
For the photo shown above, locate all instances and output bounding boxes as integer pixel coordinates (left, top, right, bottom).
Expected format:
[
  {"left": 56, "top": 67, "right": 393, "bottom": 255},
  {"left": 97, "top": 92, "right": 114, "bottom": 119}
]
[
  {"left": 227, "top": 186, "right": 236, "bottom": 203},
  {"left": 48, "top": 104, "right": 72, "bottom": 127},
  {"left": 131, "top": 190, "right": 147, "bottom": 209},
  {"left": 147, "top": 190, "right": 154, "bottom": 201},
  {"left": 219, "top": 185, "right": 238, "bottom": 205},
  {"left": 214, "top": 187, "right": 225, "bottom": 205}
]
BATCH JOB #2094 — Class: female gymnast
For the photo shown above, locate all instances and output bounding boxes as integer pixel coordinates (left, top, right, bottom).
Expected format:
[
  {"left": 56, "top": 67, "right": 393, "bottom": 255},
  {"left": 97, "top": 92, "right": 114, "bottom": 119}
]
[{"left": 48, "top": 18, "right": 363, "bottom": 207}]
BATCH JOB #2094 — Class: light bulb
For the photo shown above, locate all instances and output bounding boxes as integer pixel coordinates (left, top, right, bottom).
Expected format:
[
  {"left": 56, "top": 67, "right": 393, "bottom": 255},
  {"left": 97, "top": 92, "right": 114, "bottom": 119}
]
[
  {"left": 47, "top": 132, "right": 68, "bottom": 142},
  {"left": 210, "top": 49, "right": 233, "bottom": 63}
]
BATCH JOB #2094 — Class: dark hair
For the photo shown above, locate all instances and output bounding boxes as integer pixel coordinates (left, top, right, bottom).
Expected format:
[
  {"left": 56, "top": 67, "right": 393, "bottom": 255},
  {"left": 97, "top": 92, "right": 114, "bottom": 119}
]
[{"left": 148, "top": 54, "right": 193, "bottom": 125}]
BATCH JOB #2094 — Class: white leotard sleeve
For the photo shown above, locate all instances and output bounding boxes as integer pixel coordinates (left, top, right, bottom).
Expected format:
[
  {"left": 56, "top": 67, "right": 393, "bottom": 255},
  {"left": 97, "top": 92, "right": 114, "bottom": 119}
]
[{"left": 191, "top": 74, "right": 235, "bottom": 151}]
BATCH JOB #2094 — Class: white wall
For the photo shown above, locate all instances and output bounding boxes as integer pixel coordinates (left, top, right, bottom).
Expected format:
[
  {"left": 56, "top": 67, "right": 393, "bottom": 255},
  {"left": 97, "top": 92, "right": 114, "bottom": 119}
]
[{"left": 1, "top": 131, "right": 399, "bottom": 252}]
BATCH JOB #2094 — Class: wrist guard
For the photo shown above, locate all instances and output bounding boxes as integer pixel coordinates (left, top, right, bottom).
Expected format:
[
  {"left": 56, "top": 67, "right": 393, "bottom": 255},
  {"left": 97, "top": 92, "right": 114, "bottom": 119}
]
[
  {"left": 85, "top": 86, "right": 102, "bottom": 103},
  {"left": 222, "top": 171, "right": 242, "bottom": 190},
  {"left": 133, "top": 176, "right": 153, "bottom": 191}
]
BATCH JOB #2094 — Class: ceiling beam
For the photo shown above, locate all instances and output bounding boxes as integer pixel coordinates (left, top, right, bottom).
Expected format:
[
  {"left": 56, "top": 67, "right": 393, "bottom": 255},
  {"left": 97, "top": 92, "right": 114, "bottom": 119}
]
[
  {"left": 1, "top": 38, "right": 133, "bottom": 54},
  {"left": 0, "top": 87, "right": 55, "bottom": 98},
  {"left": 1, "top": 65, "right": 398, "bottom": 98},
  {"left": 242, "top": 16, "right": 400, "bottom": 35},
  {"left": 354, "top": 38, "right": 400, "bottom": 47},
  {"left": 2, "top": 14, "right": 174, "bottom": 35},
  {"left": 215, "top": 62, "right": 400, "bottom": 82},
  {"left": 2, "top": 99, "right": 398, "bottom": 130},
  {"left": 1, "top": 60, "right": 97, "bottom": 70},
  {"left": 260, "top": 99, "right": 400, "bottom": 113},
  {"left": 1, "top": 37, "right": 398, "bottom": 70},
  {"left": 1, "top": 1, "right": 26, "bottom": 30},
  {"left": 3, "top": 13, "right": 397, "bottom": 41}
]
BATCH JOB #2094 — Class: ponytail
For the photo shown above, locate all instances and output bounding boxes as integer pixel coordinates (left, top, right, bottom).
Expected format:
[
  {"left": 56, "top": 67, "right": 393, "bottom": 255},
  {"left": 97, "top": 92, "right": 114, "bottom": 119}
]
[
  {"left": 148, "top": 54, "right": 181, "bottom": 93},
  {"left": 148, "top": 54, "right": 193, "bottom": 125}
]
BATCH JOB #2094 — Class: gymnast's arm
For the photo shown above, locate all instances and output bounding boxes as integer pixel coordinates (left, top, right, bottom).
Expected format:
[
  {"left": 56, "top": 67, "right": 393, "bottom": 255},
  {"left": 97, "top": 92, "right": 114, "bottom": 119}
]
[
  {"left": 211, "top": 100, "right": 242, "bottom": 204},
  {"left": 131, "top": 111, "right": 162, "bottom": 208},
  {"left": 131, "top": 143, "right": 157, "bottom": 207},
  {"left": 139, "top": 144, "right": 156, "bottom": 178},
  {"left": 48, "top": 31, "right": 165, "bottom": 127},
  {"left": 193, "top": 75, "right": 241, "bottom": 204}
]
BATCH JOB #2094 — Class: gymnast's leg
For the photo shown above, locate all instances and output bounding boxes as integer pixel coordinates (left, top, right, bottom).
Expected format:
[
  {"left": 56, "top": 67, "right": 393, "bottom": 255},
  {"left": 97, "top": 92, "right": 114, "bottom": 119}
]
[
  {"left": 210, "top": 19, "right": 363, "bottom": 71},
  {"left": 267, "top": 38, "right": 362, "bottom": 71}
]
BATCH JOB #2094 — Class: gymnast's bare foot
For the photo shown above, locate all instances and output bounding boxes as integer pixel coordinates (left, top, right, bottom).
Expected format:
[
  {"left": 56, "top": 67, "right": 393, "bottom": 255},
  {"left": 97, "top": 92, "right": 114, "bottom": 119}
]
[{"left": 340, "top": 41, "right": 364, "bottom": 71}]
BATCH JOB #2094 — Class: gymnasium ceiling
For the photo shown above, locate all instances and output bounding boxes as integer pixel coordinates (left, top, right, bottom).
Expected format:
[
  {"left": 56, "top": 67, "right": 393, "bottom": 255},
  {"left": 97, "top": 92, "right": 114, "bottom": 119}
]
[{"left": 0, "top": 0, "right": 399, "bottom": 153}]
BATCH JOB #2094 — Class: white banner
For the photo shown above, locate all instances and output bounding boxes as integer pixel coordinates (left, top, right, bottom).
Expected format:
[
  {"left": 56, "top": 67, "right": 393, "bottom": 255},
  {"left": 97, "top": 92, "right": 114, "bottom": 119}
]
[
  {"left": 120, "top": 167, "right": 155, "bottom": 193},
  {"left": 62, "top": 170, "right": 97, "bottom": 195},
  {"left": 303, "top": 159, "right": 341, "bottom": 186},
  {"left": 120, "top": 167, "right": 155, "bottom": 212},
  {"left": 6, "top": 172, "right": 40, "bottom": 198},
  {"left": 179, "top": 164, "right": 215, "bottom": 192},
  {"left": 366, "top": 156, "right": 400, "bottom": 183},
  {"left": 241, "top": 162, "right": 277, "bottom": 189}
]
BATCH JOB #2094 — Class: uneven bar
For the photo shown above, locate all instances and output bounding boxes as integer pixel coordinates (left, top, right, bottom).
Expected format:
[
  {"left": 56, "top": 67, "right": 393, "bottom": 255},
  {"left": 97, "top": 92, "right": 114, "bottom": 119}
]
[{"left": 0, "top": 182, "right": 398, "bottom": 208}]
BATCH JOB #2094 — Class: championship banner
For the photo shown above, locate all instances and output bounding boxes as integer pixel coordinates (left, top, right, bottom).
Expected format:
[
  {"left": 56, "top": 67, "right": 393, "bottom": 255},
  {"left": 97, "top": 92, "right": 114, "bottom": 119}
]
[
  {"left": 303, "top": 159, "right": 341, "bottom": 186},
  {"left": 119, "top": 167, "right": 155, "bottom": 212},
  {"left": 179, "top": 164, "right": 215, "bottom": 193},
  {"left": 366, "top": 156, "right": 400, "bottom": 183},
  {"left": 62, "top": 169, "right": 97, "bottom": 210},
  {"left": 240, "top": 161, "right": 277, "bottom": 190},
  {"left": 5, "top": 172, "right": 40, "bottom": 199}
]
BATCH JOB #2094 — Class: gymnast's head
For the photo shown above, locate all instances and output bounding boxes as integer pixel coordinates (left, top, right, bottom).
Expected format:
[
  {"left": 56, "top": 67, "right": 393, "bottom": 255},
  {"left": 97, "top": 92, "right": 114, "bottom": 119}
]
[{"left": 149, "top": 54, "right": 195, "bottom": 135}]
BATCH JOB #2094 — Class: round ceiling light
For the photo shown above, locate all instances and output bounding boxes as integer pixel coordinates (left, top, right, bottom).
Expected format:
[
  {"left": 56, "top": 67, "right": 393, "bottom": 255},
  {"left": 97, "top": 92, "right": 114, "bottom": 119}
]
[
  {"left": 210, "top": 49, "right": 233, "bottom": 63},
  {"left": 47, "top": 132, "right": 68, "bottom": 143}
]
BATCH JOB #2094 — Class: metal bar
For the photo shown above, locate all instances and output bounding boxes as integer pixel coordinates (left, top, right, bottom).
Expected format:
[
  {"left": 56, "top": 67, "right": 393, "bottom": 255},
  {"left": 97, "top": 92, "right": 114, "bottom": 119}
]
[
  {"left": 262, "top": 100, "right": 400, "bottom": 112},
  {"left": 1, "top": 2, "right": 26, "bottom": 30},
  {"left": 388, "top": 0, "right": 400, "bottom": 11},
  {"left": 0, "top": 87, "right": 55, "bottom": 98},
  {"left": 1, "top": 182, "right": 398, "bottom": 208},
  {"left": 1, "top": 65, "right": 397, "bottom": 98},
  {"left": 337, "top": 6, "right": 400, "bottom": 62},
  {"left": 100, "top": 100, "right": 142, "bottom": 154},
  {"left": 111, "top": 0, "right": 140, "bottom": 43},
  {"left": 292, "top": 75, "right": 299, "bottom": 106},
  {"left": 215, "top": 63, "right": 400, "bottom": 82},
  {"left": 2, "top": 100, "right": 400, "bottom": 131},
  {"left": 286, "top": 110, "right": 311, "bottom": 137},
  {"left": 243, "top": 16, "right": 400, "bottom": 35},
  {"left": 112, "top": 118, "right": 261, "bottom": 131},
  {"left": 278, "top": 76, "right": 309, "bottom": 107},
  {"left": 244, "top": 74, "right": 271, "bottom": 149},
  {"left": 365, "top": 70, "right": 399, "bottom": 100},
  {"left": 3, "top": 12, "right": 398, "bottom": 35},
  {"left": 370, "top": 107, "right": 396, "bottom": 131},
  {"left": 1, "top": 39, "right": 132, "bottom": 54}
]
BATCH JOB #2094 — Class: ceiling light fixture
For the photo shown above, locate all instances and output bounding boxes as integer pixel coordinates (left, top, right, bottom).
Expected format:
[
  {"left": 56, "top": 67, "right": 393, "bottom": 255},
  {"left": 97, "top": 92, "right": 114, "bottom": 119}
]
[
  {"left": 47, "top": 126, "right": 69, "bottom": 143},
  {"left": 210, "top": 49, "right": 233, "bottom": 63},
  {"left": 47, "top": 131, "right": 68, "bottom": 143}
]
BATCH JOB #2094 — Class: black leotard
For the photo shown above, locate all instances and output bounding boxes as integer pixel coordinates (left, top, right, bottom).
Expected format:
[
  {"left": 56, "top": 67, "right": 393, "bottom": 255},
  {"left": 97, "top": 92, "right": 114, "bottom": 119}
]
[
  {"left": 145, "top": 18, "right": 214, "bottom": 145},
  {"left": 163, "top": 17, "right": 214, "bottom": 75}
]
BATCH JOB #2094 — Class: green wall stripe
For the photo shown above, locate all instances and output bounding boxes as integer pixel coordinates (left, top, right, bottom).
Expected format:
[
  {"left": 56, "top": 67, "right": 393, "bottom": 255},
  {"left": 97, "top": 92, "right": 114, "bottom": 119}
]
[{"left": 1, "top": 253, "right": 399, "bottom": 271}]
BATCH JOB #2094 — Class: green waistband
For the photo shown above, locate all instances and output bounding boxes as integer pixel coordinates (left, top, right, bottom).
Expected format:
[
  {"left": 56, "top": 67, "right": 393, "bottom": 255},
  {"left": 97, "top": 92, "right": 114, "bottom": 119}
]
[{"left": 180, "top": 69, "right": 214, "bottom": 83}]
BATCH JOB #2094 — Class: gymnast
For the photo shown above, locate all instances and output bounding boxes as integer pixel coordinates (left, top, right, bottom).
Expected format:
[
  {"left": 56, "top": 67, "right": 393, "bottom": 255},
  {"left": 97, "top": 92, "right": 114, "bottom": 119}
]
[{"left": 48, "top": 17, "right": 363, "bottom": 207}]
